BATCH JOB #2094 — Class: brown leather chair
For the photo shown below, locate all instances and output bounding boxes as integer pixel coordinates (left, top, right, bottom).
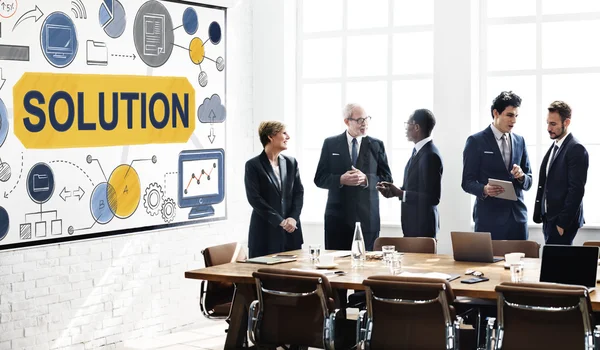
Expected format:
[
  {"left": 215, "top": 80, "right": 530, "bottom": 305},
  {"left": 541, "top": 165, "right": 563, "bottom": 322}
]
[
  {"left": 248, "top": 268, "right": 339, "bottom": 349},
  {"left": 583, "top": 241, "right": 600, "bottom": 248},
  {"left": 358, "top": 275, "right": 461, "bottom": 350},
  {"left": 492, "top": 240, "right": 540, "bottom": 258},
  {"left": 486, "top": 282, "right": 597, "bottom": 349},
  {"left": 348, "top": 237, "right": 437, "bottom": 310},
  {"left": 200, "top": 242, "right": 246, "bottom": 320},
  {"left": 374, "top": 236, "right": 437, "bottom": 254}
]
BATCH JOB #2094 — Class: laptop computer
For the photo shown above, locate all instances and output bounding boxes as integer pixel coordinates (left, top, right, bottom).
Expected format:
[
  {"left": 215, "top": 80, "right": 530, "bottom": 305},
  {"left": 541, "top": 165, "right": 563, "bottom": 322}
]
[
  {"left": 451, "top": 231, "right": 504, "bottom": 263},
  {"left": 540, "top": 245, "right": 599, "bottom": 291}
]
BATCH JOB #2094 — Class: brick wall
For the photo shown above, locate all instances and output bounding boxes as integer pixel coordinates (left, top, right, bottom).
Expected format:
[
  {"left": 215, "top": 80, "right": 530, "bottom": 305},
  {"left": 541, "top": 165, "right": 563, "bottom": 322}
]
[{"left": 0, "top": 1, "right": 254, "bottom": 349}]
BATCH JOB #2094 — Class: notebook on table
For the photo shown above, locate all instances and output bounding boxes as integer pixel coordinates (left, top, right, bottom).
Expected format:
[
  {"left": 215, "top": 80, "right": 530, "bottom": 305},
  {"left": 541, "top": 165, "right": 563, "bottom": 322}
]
[
  {"left": 240, "top": 257, "right": 297, "bottom": 265},
  {"left": 540, "top": 244, "right": 599, "bottom": 292}
]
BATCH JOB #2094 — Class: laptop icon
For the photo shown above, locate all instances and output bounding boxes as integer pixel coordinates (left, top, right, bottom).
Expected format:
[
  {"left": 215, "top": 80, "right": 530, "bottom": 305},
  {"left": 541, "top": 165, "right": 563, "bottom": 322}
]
[
  {"left": 540, "top": 245, "right": 599, "bottom": 291},
  {"left": 451, "top": 231, "right": 504, "bottom": 263}
]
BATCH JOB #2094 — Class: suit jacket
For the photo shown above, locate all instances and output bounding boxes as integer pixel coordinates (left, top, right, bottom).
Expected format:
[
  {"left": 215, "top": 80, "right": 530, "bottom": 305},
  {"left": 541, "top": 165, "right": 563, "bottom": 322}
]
[
  {"left": 244, "top": 151, "right": 304, "bottom": 258},
  {"left": 462, "top": 126, "right": 532, "bottom": 233},
  {"left": 314, "top": 132, "right": 393, "bottom": 234},
  {"left": 401, "top": 141, "right": 443, "bottom": 238},
  {"left": 533, "top": 133, "right": 588, "bottom": 230}
]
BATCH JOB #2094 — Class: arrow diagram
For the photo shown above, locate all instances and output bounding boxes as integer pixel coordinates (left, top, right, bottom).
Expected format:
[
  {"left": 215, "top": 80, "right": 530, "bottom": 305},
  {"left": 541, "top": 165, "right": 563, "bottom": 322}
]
[
  {"left": 59, "top": 186, "right": 85, "bottom": 201},
  {"left": 0, "top": 68, "right": 5, "bottom": 91},
  {"left": 111, "top": 53, "right": 136, "bottom": 60},
  {"left": 73, "top": 186, "right": 85, "bottom": 200},
  {"left": 60, "top": 187, "right": 72, "bottom": 201},
  {"left": 208, "top": 127, "right": 216, "bottom": 144},
  {"left": 12, "top": 6, "right": 44, "bottom": 32},
  {"left": 4, "top": 152, "right": 23, "bottom": 198}
]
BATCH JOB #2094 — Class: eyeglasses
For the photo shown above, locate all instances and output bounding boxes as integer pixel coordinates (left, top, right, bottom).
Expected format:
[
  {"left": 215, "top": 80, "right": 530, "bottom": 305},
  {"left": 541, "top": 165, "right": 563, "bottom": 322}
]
[
  {"left": 404, "top": 122, "right": 416, "bottom": 129},
  {"left": 465, "top": 269, "right": 484, "bottom": 277},
  {"left": 347, "top": 116, "right": 372, "bottom": 124}
]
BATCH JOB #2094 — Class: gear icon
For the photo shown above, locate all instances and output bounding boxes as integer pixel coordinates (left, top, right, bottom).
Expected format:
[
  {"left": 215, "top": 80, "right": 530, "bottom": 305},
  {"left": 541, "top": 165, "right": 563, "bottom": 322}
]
[
  {"left": 161, "top": 197, "right": 176, "bottom": 223},
  {"left": 143, "top": 182, "right": 164, "bottom": 216}
]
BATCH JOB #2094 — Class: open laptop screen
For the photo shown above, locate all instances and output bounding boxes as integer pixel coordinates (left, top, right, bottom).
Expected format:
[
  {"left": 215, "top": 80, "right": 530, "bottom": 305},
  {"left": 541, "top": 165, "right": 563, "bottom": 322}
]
[{"left": 540, "top": 245, "right": 599, "bottom": 288}]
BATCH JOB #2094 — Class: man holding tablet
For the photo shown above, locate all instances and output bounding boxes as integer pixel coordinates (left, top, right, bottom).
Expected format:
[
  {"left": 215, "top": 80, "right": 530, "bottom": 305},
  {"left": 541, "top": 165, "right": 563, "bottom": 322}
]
[{"left": 461, "top": 91, "right": 533, "bottom": 240}]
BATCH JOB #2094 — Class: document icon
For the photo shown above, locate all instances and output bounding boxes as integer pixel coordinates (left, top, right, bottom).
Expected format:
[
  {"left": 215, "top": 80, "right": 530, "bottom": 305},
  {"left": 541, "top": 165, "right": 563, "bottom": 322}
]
[
  {"left": 33, "top": 174, "right": 50, "bottom": 192},
  {"left": 143, "top": 14, "right": 165, "bottom": 56},
  {"left": 86, "top": 40, "right": 108, "bottom": 66}
]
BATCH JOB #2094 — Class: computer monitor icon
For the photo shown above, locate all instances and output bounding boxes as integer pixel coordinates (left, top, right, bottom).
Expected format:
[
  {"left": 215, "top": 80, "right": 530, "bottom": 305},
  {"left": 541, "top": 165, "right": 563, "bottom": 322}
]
[
  {"left": 178, "top": 149, "right": 225, "bottom": 219},
  {"left": 45, "top": 24, "right": 74, "bottom": 58}
]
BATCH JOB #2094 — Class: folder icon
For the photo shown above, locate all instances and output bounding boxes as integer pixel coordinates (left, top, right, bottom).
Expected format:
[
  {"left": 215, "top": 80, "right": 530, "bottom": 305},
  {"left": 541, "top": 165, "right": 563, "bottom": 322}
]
[
  {"left": 33, "top": 174, "right": 49, "bottom": 192},
  {"left": 86, "top": 40, "right": 108, "bottom": 66}
]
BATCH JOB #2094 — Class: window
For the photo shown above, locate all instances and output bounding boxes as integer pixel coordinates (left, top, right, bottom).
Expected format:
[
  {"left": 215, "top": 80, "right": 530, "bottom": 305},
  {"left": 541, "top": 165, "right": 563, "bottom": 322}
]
[
  {"left": 480, "top": 2, "right": 600, "bottom": 225},
  {"left": 297, "top": 0, "right": 434, "bottom": 223}
]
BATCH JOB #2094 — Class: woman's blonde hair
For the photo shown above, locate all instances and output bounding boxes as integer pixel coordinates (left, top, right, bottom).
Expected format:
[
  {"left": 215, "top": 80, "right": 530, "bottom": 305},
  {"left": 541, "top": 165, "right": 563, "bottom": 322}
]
[{"left": 258, "top": 121, "right": 285, "bottom": 147}]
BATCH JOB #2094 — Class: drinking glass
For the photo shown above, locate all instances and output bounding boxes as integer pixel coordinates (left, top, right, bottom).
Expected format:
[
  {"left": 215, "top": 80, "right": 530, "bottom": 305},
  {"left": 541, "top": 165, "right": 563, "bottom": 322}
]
[
  {"left": 510, "top": 261, "right": 524, "bottom": 283},
  {"left": 382, "top": 245, "right": 395, "bottom": 266},
  {"left": 389, "top": 252, "right": 402, "bottom": 275},
  {"left": 309, "top": 244, "right": 321, "bottom": 262}
]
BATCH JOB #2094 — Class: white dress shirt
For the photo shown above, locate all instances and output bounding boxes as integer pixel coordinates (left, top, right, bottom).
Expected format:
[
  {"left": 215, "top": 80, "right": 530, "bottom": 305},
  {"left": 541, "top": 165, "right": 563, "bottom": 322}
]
[
  {"left": 346, "top": 131, "right": 363, "bottom": 161},
  {"left": 490, "top": 123, "right": 512, "bottom": 159}
]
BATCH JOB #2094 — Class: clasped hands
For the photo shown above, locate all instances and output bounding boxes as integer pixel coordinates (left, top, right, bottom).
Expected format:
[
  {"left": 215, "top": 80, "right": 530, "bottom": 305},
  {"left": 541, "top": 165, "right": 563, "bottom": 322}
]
[
  {"left": 340, "top": 166, "right": 367, "bottom": 187},
  {"left": 484, "top": 164, "right": 525, "bottom": 197},
  {"left": 280, "top": 217, "right": 297, "bottom": 233}
]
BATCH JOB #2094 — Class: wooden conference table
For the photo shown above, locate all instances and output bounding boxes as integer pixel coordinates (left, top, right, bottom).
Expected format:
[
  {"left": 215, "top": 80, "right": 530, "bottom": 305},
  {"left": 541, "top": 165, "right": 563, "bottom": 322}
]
[{"left": 185, "top": 249, "right": 600, "bottom": 349}]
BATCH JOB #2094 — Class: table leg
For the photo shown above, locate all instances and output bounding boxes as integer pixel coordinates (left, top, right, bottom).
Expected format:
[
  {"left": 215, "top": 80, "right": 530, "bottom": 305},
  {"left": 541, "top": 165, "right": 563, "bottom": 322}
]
[{"left": 224, "top": 283, "right": 256, "bottom": 349}]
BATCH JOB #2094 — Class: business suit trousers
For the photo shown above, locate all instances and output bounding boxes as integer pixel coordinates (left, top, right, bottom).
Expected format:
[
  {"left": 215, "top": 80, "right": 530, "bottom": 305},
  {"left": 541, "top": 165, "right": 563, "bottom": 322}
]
[
  {"left": 324, "top": 215, "right": 378, "bottom": 251},
  {"left": 543, "top": 216, "right": 577, "bottom": 245},
  {"left": 325, "top": 215, "right": 378, "bottom": 311},
  {"left": 475, "top": 219, "right": 528, "bottom": 241}
]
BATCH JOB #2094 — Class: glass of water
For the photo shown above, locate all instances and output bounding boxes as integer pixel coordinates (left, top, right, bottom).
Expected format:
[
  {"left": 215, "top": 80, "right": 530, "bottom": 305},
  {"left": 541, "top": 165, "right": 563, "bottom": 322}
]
[
  {"left": 510, "top": 261, "right": 524, "bottom": 283},
  {"left": 382, "top": 245, "right": 395, "bottom": 266},
  {"left": 389, "top": 252, "right": 402, "bottom": 275},
  {"left": 309, "top": 244, "right": 321, "bottom": 262}
]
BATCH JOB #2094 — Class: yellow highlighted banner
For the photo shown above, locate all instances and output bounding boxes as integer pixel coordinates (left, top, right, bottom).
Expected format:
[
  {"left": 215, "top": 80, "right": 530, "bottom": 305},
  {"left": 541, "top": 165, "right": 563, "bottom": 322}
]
[{"left": 13, "top": 73, "right": 195, "bottom": 149}]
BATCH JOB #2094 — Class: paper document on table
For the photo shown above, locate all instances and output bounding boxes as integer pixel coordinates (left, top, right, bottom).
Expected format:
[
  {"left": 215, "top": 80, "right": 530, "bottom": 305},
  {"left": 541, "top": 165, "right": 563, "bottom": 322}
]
[
  {"left": 323, "top": 251, "right": 351, "bottom": 258},
  {"left": 488, "top": 178, "right": 518, "bottom": 201},
  {"left": 398, "top": 271, "right": 460, "bottom": 281}
]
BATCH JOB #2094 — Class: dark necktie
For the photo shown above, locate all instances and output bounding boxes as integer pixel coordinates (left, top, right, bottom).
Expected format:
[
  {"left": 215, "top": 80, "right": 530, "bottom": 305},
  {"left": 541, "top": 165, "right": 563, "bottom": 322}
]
[
  {"left": 404, "top": 148, "right": 417, "bottom": 184},
  {"left": 548, "top": 144, "right": 559, "bottom": 170},
  {"left": 351, "top": 138, "right": 358, "bottom": 166},
  {"left": 542, "top": 144, "right": 560, "bottom": 216}
]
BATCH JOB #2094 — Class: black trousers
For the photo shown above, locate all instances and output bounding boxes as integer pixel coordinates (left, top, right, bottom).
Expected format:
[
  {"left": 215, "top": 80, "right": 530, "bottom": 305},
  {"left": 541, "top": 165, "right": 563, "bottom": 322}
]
[
  {"left": 543, "top": 216, "right": 578, "bottom": 245},
  {"left": 325, "top": 215, "right": 378, "bottom": 311}
]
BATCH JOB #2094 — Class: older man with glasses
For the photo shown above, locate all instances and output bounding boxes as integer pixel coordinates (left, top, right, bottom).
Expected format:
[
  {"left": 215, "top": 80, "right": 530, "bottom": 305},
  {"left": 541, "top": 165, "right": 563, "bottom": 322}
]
[{"left": 314, "top": 102, "right": 393, "bottom": 311}]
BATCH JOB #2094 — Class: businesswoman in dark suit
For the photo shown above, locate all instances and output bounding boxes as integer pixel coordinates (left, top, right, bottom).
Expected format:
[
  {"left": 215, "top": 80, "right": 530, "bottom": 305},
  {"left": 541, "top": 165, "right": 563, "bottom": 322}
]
[{"left": 244, "top": 121, "right": 304, "bottom": 258}]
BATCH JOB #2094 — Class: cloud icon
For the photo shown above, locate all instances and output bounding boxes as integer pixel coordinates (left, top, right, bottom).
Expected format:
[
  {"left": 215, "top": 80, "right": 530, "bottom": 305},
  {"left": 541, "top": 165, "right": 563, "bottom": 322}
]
[{"left": 198, "top": 94, "right": 226, "bottom": 123}]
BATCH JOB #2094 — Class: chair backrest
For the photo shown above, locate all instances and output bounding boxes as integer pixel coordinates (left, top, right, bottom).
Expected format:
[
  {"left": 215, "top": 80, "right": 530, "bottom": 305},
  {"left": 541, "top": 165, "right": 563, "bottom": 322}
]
[
  {"left": 200, "top": 242, "right": 246, "bottom": 318},
  {"left": 361, "top": 275, "right": 459, "bottom": 350},
  {"left": 494, "top": 282, "right": 595, "bottom": 350},
  {"left": 250, "top": 268, "right": 337, "bottom": 349},
  {"left": 583, "top": 241, "right": 600, "bottom": 248},
  {"left": 202, "top": 242, "right": 246, "bottom": 267},
  {"left": 492, "top": 240, "right": 541, "bottom": 258},
  {"left": 373, "top": 237, "right": 437, "bottom": 254}
]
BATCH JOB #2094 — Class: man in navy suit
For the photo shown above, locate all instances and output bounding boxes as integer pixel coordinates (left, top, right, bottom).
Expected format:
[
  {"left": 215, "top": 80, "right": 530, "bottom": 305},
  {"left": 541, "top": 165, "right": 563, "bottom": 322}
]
[
  {"left": 314, "top": 103, "right": 393, "bottom": 251},
  {"left": 377, "top": 109, "right": 443, "bottom": 238},
  {"left": 533, "top": 101, "right": 589, "bottom": 245},
  {"left": 462, "top": 91, "right": 533, "bottom": 240}
]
